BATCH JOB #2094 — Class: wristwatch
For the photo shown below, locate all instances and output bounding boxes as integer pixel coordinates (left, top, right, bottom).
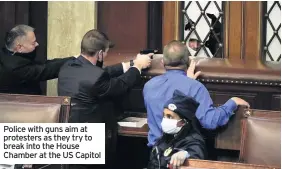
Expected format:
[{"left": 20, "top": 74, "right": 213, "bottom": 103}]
[{"left": 130, "top": 60, "right": 134, "bottom": 67}]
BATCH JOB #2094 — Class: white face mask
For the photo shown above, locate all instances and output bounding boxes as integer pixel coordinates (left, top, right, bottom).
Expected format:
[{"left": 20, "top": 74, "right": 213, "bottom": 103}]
[{"left": 161, "top": 118, "right": 182, "bottom": 134}]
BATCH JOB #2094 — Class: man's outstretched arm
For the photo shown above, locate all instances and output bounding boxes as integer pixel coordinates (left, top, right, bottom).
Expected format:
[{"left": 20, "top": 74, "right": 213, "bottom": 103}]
[{"left": 194, "top": 85, "right": 250, "bottom": 129}]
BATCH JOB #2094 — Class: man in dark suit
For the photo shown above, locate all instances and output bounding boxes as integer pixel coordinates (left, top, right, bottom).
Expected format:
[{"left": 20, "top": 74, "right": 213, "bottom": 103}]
[
  {"left": 0, "top": 24, "right": 74, "bottom": 95},
  {"left": 57, "top": 29, "right": 152, "bottom": 169}
]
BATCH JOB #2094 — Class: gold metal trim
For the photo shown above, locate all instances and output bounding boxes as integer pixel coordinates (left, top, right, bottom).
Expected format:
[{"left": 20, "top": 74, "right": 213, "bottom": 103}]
[
  {"left": 244, "top": 110, "right": 252, "bottom": 118},
  {"left": 63, "top": 97, "right": 70, "bottom": 105},
  {"left": 174, "top": 1, "right": 181, "bottom": 40}
]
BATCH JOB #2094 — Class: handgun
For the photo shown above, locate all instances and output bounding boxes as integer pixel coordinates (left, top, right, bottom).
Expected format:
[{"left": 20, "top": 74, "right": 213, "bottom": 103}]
[
  {"left": 140, "top": 49, "right": 158, "bottom": 54},
  {"left": 140, "top": 49, "right": 159, "bottom": 59}
]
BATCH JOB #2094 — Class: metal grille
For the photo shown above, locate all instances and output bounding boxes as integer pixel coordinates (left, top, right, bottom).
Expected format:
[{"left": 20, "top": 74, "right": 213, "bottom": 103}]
[
  {"left": 183, "top": 1, "right": 224, "bottom": 58},
  {"left": 263, "top": 1, "right": 281, "bottom": 62}
]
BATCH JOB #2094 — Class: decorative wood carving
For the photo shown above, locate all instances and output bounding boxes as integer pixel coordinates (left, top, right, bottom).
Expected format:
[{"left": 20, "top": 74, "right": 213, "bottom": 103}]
[
  {"left": 224, "top": 1, "right": 244, "bottom": 60},
  {"left": 162, "top": 1, "right": 182, "bottom": 45}
]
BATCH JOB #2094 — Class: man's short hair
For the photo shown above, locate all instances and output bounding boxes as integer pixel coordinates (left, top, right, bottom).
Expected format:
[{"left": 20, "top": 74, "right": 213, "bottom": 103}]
[
  {"left": 81, "top": 29, "right": 114, "bottom": 56},
  {"left": 5, "top": 25, "right": 35, "bottom": 51},
  {"left": 163, "top": 40, "right": 190, "bottom": 68}
]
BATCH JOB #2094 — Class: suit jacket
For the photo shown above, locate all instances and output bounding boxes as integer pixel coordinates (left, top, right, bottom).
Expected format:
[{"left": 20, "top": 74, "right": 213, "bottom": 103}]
[
  {"left": 57, "top": 55, "right": 141, "bottom": 123},
  {"left": 0, "top": 47, "right": 74, "bottom": 94},
  {"left": 58, "top": 56, "right": 141, "bottom": 168}
]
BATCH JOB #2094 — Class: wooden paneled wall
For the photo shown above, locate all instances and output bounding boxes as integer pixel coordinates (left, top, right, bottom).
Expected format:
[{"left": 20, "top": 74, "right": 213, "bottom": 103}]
[
  {"left": 98, "top": 2, "right": 148, "bottom": 54},
  {"left": 98, "top": 1, "right": 280, "bottom": 112},
  {"left": 0, "top": 2, "right": 29, "bottom": 47},
  {"left": 98, "top": 1, "right": 163, "bottom": 59}
]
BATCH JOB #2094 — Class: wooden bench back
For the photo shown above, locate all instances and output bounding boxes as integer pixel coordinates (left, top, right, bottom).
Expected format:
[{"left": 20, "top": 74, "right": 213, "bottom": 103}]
[
  {"left": 0, "top": 93, "right": 71, "bottom": 169},
  {"left": 215, "top": 107, "right": 280, "bottom": 150},
  {"left": 0, "top": 93, "right": 71, "bottom": 123}
]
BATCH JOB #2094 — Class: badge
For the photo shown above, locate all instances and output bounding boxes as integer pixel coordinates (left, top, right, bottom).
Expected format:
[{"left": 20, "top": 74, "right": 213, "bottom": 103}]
[
  {"left": 168, "top": 104, "right": 177, "bottom": 111},
  {"left": 164, "top": 147, "right": 172, "bottom": 157}
]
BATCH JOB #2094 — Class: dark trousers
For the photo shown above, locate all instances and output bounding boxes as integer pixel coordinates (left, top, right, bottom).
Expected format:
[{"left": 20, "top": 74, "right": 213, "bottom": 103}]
[
  {"left": 69, "top": 125, "right": 117, "bottom": 169},
  {"left": 116, "top": 136, "right": 150, "bottom": 169}
]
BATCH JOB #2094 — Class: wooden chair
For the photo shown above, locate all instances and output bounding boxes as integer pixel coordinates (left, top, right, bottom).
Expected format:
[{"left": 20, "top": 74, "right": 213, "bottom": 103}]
[
  {"left": 239, "top": 109, "right": 281, "bottom": 167},
  {"left": 215, "top": 106, "right": 249, "bottom": 150},
  {"left": 215, "top": 107, "right": 280, "bottom": 151},
  {"left": 0, "top": 93, "right": 71, "bottom": 169}
]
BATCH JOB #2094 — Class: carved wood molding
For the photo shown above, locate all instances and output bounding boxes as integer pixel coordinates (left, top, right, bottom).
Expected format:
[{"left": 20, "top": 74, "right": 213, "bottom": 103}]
[
  {"left": 103, "top": 53, "right": 281, "bottom": 87},
  {"left": 197, "top": 78, "right": 280, "bottom": 86},
  {"left": 224, "top": 1, "right": 244, "bottom": 60},
  {"left": 140, "top": 56, "right": 280, "bottom": 86},
  {"left": 162, "top": 1, "right": 182, "bottom": 46},
  {"left": 141, "top": 70, "right": 281, "bottom": 86},
  {"left": 141, "top": 75, "right": 281, "bottom": 87},
  {"left": 243, "top": 1, "right": 263, "bottom": 64}
]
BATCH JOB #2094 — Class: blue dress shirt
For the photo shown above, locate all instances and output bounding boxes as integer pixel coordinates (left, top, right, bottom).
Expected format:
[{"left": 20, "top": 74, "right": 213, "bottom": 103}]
[{"left": 143, "top": 70, "right": 237, "bottom": 147}]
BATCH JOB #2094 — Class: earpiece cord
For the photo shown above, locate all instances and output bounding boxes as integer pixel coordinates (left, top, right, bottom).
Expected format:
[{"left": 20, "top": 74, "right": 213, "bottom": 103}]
[{"left": 155, "top": 146, "right": 161, "bottom": 169}]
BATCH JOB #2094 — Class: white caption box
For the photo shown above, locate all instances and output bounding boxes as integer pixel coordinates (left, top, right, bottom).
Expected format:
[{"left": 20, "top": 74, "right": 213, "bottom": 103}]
[{"left": 0, "top": 123, "right": 105, "bottom": 164}]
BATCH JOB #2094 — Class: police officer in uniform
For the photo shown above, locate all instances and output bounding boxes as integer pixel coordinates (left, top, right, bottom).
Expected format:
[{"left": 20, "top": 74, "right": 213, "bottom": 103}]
[{"left": 148, "top": 90, "right": 206, "bottom": 169}]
